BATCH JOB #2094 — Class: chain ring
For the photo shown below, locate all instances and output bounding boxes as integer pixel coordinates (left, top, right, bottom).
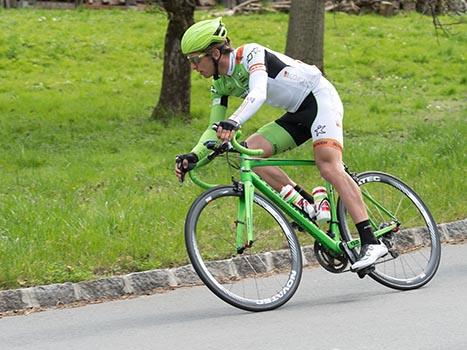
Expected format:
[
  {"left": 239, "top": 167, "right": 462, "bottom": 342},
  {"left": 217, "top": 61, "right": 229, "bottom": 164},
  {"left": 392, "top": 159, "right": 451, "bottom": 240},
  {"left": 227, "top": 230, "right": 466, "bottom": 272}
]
[{"left": 314, "top": 241, "right": 348, "bottom": 273}]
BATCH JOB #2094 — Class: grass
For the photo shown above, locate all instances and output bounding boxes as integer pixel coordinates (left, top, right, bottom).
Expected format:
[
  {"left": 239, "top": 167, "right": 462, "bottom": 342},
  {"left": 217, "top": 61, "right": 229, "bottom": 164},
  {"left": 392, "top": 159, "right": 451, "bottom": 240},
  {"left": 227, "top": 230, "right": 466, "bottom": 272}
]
[{"left": 0, "top": 8, "right": 465, "bottom": 289}]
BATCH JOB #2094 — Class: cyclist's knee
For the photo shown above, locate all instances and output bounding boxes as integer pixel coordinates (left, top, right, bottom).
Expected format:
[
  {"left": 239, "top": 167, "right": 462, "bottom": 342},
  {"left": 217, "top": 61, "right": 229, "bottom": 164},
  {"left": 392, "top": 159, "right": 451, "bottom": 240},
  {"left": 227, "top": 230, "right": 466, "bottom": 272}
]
[
  {"left": 316, "top": 158, "right": 345, "bottom": 182},
  {"left": 318, "top": 163, "right": 345, "bottom": 183},
  {"left": 318, "top": 165, "right": 338, "bottom": 182},
  {"left": 314, "top": 145, "right": 344, "bottom": 180},
  {"left": 246, "top": 133, "right": 274, "bottom": 158}
]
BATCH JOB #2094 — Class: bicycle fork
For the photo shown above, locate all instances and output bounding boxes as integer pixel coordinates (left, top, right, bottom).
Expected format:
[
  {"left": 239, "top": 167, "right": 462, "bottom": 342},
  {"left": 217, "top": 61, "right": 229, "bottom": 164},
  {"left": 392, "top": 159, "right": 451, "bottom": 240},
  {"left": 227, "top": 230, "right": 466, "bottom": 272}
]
[
  {"left": 233, "top": 163, "right": 257, "bottom": 254},
  {"left": 234, "top": 180, "right": 254, "bottom": 254}
]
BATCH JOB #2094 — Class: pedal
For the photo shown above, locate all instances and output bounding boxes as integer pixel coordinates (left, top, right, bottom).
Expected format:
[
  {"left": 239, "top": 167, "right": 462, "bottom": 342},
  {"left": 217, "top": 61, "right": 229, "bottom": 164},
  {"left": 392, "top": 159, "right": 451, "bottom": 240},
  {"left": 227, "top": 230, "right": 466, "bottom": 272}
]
[{"left": 356, "top": 265, "right": 375, "bottom": 279}]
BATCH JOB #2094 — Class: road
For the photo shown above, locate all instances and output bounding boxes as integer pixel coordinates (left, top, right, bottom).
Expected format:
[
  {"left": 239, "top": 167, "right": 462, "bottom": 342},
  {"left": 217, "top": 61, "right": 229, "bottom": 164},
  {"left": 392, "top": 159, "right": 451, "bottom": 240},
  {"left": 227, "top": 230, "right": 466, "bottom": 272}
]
[{"left": 1, "top": 243, "right": 466, "bottom": 350}]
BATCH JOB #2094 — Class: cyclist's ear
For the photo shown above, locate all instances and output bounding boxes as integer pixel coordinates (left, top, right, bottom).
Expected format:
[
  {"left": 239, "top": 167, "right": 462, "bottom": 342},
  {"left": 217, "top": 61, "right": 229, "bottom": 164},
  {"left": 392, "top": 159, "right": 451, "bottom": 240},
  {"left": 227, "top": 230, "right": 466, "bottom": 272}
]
[{"left": 211, "top": 47, "right": 221, "bottom": 60}]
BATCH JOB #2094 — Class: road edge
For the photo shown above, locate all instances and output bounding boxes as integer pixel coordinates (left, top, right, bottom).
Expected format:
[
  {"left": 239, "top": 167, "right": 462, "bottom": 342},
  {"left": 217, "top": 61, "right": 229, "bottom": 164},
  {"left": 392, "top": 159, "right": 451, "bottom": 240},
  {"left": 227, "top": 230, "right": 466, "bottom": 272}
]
[{"left": 1, "top": 218, "right": 465, "bottom": 313}]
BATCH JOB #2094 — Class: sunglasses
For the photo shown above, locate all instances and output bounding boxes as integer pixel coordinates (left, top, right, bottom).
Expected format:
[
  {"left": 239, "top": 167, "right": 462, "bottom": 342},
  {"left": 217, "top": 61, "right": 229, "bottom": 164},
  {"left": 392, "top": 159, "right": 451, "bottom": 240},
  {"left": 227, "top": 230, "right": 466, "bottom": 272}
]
[{"left": 187, "top": 52, "right": 207, "bottom": 65}]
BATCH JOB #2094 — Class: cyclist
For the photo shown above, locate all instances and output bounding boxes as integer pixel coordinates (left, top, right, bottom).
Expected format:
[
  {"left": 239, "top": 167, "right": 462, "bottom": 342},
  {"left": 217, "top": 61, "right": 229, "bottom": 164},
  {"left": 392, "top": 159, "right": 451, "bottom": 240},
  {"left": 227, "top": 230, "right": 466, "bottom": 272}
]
[{"left": 174, "top": 18, "right": 387, "bottom": 271}]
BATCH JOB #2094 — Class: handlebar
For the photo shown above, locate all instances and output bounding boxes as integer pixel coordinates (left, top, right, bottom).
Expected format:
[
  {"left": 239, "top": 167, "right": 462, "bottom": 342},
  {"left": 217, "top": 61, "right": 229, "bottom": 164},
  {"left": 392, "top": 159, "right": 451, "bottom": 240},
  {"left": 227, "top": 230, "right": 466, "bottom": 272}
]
[
  {"left": 230, "top": 131, "right": 264, "bottom": 157},
  {"left": 188, "top": 131, "right": 264, "bottom": 189},
  {"left": 198, "top": 130, "right": 263, "bottom": 165}
]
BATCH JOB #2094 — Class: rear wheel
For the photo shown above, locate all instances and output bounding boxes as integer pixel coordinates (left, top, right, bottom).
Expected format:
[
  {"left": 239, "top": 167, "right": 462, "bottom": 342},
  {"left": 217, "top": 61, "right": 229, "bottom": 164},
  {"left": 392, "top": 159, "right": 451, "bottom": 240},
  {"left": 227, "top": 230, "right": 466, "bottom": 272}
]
[
  {"left": 185, "top": 186, "right": 302, "bottom": 311},
  {"left": 337, "top": 172, "right": 441, "bottom": 290}
]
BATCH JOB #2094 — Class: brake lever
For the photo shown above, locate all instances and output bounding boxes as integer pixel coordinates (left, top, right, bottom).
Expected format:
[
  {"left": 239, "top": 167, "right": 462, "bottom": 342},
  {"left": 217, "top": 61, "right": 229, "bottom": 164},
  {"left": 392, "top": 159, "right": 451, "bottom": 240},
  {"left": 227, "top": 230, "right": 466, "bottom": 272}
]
[
  {"left": 203, "top": 140, "right": 218, "bottom": 150},
  {"left": 206, "top": 141, "right": 233, "bottom": 161}
]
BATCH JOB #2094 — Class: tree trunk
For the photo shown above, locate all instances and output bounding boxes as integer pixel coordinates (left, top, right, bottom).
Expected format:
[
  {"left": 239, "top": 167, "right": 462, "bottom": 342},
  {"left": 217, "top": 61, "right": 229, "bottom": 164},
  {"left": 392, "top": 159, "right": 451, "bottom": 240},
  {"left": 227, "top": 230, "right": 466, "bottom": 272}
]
[
  {"left": 4, "top": 0, "right": 19, "bottom": 8},
  {"left": 151, "top": 0, "right": 195, "bottom": 121},
  {"left": 285, "top": 0, "right": 325, "bottom": 72}
]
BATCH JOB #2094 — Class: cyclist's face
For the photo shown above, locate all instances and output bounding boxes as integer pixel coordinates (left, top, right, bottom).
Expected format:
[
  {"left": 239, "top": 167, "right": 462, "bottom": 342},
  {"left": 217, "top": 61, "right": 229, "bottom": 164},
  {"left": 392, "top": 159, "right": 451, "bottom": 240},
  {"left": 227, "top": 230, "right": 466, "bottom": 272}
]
[{"left": 189, "top": 52, "right": 214, "bottom": 78}]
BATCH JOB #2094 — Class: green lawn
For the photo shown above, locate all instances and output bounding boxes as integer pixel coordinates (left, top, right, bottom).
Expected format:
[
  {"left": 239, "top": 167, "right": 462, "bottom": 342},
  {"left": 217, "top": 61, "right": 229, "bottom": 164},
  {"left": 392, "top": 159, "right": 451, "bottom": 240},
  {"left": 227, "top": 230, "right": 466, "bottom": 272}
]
[{"left": 0, "top": 8, "right": 465, "bottom": 289}]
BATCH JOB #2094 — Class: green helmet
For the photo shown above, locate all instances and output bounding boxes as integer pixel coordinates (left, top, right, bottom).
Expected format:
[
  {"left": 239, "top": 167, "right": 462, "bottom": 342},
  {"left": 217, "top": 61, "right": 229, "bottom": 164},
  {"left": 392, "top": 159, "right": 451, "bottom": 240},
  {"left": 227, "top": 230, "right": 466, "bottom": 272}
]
[{"left": 181, "top": 17, "right": 228, "bottom": 55}]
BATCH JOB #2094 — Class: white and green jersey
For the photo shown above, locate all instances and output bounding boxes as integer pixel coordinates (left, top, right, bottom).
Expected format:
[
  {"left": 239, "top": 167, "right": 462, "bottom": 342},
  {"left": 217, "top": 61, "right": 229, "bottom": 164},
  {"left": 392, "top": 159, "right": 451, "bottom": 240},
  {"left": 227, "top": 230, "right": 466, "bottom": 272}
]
[{"left": 191, "top": 43, "right": 323, "bottom": 158}]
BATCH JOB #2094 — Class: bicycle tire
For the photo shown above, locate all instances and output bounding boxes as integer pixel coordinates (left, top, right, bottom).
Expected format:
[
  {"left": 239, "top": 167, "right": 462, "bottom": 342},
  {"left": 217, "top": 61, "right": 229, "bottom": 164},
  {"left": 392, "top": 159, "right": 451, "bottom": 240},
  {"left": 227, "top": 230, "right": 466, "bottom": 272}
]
[
  {"left": 337, "top": 171, "right": 441, "bottom": 290},
  {"left": 185, "top": 186, "right": 302, "bottom": 311}
]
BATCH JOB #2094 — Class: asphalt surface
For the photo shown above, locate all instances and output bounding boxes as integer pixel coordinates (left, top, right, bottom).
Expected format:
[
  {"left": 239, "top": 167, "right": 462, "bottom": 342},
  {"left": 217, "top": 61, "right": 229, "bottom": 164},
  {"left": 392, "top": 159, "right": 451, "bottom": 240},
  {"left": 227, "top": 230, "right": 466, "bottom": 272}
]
[{"left": 1, "top": 243, "right": 466, "bottom": 350}]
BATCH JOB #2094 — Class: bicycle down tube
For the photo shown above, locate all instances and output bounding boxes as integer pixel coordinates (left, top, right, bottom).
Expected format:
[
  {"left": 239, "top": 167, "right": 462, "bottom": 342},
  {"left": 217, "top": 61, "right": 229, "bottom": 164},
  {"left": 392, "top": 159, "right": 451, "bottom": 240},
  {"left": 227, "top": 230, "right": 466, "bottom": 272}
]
[{"left": 238, "top": 155, "right": 343, "bottom": 255}]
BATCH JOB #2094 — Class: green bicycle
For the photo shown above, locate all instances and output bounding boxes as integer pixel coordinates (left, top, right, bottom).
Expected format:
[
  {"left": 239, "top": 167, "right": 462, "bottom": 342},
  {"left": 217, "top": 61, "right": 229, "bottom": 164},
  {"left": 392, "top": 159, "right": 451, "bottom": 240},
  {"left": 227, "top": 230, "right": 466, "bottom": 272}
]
[{"left": 184, "top": 132, "right": 441, "bottom": 312}]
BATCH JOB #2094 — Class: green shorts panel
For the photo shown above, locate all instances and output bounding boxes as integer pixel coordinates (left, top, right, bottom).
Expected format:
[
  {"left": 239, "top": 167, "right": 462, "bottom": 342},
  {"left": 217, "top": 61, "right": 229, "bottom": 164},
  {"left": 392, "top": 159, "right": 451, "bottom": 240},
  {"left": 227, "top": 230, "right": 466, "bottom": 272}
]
[{"left": 256, "top": 121, "right": 298, "bottom": 155}]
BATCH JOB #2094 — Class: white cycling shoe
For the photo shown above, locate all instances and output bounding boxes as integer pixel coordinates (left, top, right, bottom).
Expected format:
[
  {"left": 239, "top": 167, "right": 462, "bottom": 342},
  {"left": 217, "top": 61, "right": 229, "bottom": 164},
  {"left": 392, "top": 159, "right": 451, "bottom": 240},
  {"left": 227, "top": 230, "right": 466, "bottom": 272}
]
[{"left": 351, "top": 243, "right": 389, "bottom": 271}]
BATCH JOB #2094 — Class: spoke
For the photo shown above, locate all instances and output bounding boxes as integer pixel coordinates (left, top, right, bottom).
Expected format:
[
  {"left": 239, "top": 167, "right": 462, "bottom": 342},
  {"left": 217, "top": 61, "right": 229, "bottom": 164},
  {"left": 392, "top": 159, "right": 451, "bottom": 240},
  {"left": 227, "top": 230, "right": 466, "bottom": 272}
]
[
  {"left": 414, "top": 246, "right": 430, "bottom": 264},
  {"left": 253, "top": 273, "right": 260, "bottom": 300},
  {"left": 253, "top": 253, "right": 284, "bottom": 290},
  {"left": 364, "top": 190, "right": 386, "bottom": 224},
  {"left": 393, "top": 193, "right": 405, "bottom": 217},
  {"left": 403, "top": 253, "right": 418, "bottom": 276},
  {"left": 242, "top": 255, "right": 259, "bottom": 275},
  {"left": 409, "top": 250, "right": 427, "bottom": 272},
  {"left": 393, "top": 256, "right": 397, "bottom": 278},
  {"left": 240, "top": 255, "right": 261, "bottom": 299},
  {"left": 399, "top": 254, "right": 409, "bottom": 279},
  {"left": 241, "top": 277, "right": 245, "bottom": 299},
  {"left": 218, "top": 232, "right": 239, "bottom": 250},
  {"left": 399, "top": 207, "right": 421, "bottom": 228}
]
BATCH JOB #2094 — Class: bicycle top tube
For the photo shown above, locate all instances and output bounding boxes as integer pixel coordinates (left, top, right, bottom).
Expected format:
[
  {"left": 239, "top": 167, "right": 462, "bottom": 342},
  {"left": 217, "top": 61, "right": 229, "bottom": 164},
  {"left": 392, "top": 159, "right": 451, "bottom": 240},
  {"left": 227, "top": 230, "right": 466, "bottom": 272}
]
[{"left": 189, "top": 131, "right": 316, "bottom": 189}]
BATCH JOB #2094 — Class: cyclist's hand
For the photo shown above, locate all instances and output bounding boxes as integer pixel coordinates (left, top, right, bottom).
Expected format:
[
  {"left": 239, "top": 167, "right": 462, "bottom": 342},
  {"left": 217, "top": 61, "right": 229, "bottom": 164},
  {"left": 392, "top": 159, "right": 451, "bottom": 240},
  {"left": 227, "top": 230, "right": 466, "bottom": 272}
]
[
  {"left": 175, "top": 153, "right": 198, "bottom": 183},
  {"left": 214, "top": 119, "right": 240, "bottom": 143}
]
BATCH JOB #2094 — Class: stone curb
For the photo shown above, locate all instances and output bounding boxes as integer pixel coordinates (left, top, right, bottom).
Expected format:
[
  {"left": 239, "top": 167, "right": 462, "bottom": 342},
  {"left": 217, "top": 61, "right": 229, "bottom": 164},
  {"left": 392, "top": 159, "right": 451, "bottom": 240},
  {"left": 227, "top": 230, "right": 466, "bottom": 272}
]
[{"left": 1, "top": 219, "right": 465, "bottom": 313}]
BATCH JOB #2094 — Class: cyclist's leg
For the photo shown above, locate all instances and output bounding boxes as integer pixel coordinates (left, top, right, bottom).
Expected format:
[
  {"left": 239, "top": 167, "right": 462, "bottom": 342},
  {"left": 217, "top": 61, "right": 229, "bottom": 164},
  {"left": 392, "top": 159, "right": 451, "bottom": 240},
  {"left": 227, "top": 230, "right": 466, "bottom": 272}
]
[
  {"left": 311, "top": 77, "right": 369, "bottom": 223},
  {"left": 314, "top": 145, "right": 368, "bottom": 223},
  {"left": 311, "top": 77, "right": 387, "bottom": 267},
  {"left": 245, "top": 125, "right": 297, "bottom": 192},
  {"left": 252, "top": 93, "right": 321, "bottom": 195}
]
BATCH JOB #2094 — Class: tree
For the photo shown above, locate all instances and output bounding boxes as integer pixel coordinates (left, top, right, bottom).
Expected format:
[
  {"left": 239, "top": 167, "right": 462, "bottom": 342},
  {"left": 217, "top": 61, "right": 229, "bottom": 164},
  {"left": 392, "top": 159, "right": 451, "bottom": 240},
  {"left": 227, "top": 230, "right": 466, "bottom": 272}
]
[
  {"left": 3, "top": 0, "right": 19, "bottom": 8},
  {"left": 285, "top": 0, "right": 325, "bottom": 72},
  {"left": 151, "top": 0, "right": 195, "bottom": 121}
]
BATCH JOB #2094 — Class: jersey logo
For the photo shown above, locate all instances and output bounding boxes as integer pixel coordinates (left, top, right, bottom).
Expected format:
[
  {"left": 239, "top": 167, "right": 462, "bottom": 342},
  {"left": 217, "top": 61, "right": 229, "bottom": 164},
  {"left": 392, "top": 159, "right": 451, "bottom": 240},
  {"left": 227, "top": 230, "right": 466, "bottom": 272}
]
[
  {"left": 314, "top": 125, "right": 327, "bottom": 137},
  {"left": 246, "top": 47, "right": 261, "bottom": 64}
]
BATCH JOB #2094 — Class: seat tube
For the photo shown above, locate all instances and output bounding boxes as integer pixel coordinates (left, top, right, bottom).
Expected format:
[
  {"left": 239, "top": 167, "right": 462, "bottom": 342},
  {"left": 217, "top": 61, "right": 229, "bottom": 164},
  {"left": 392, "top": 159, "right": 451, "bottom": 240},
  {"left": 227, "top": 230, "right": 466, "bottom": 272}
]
[{"left": 325, "top": 181, "right": 341, "bottom": 239}]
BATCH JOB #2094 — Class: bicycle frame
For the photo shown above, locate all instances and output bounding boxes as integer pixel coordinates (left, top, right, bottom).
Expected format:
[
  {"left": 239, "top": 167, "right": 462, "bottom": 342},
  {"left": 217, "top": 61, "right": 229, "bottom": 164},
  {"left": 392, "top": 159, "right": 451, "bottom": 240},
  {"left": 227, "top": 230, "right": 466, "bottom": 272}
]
[
  {"left": 237, "top": 155, "right": 343, "bottom": 254},
  {"left": 189, "top": 134, "right": 399, "bottom": 256}
]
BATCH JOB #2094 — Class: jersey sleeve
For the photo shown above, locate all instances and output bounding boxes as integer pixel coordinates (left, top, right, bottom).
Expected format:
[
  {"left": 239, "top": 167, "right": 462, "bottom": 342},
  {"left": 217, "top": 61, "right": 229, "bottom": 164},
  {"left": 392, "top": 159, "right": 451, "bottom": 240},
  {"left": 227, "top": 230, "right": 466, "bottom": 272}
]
[
  {"left": 229, "top": 44, "right": 268, "bottom": 125},
  {"left": 190, "top": 85, "right": 229, "bottom": 159}
]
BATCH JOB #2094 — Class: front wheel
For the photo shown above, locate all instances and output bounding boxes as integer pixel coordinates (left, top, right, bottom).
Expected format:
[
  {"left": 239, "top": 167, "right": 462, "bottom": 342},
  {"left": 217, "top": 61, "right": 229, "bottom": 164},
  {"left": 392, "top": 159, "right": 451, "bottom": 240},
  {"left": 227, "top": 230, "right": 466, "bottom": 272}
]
[
  {"left": 337, "top": 171, "right": 441, "bottom": 290},
  {"left": 185, "top": 186, "right": 302, "bottom": 312}
]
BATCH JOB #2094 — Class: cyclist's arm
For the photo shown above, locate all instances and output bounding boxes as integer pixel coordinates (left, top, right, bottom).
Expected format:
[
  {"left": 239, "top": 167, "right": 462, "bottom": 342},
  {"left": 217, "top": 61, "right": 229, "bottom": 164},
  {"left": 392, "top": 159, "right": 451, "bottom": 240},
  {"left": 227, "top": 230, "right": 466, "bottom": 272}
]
[
  {"left": 190, "top": 93, "right": 229, "bottom": 160},
  {"left": 229, "top": 45, "right": 268, "bottom": 125}
]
